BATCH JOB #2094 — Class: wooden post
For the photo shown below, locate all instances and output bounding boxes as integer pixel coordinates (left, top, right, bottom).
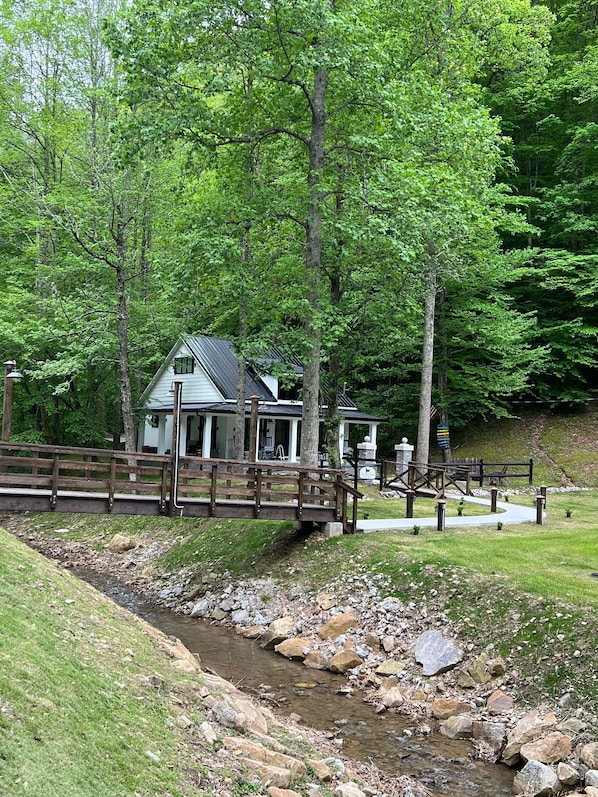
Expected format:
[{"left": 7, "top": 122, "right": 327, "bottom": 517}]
[
  {"left": 490, "top": 487, "right": 498, "bottom": 513},
  {"left": 210, "top": 464, "right": 218, "bottom": 516},
  {"left": 436, "top": 499, "right": 446, "bottom": 531},
  {"left": 2, "top": 360, "right": 16, "bottom": 443},
  {"left": 160, "top": 460, "right": 169, "bottom": 514},
  {"left": 108, "top": 456, "right": 116, "bottom": 513},
  {"left": 406, "top": 489, "right": 415, "bottom": 518},
  {"left": 536, "top": 495, "right": 545, "bottom": 525},
  {"left": 249, "top": 395, "right": 260, "bottom": 463},
  {"left": 169, "top": 379, "right": 183, "bottom": 517},
  {"left": 540, "top": 485, "right": 547, "bottom": 505},
  {"left": 254, "top": 467, "right": 262, "bottom": 517},
  {"left": 50, "top": 452, "right": 60, "bottom": 510},
  {"left": 297, "top": 471, "right": 305, "bottom": 519}
]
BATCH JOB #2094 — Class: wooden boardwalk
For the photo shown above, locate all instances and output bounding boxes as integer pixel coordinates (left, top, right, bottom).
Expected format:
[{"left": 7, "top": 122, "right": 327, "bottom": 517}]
[{"left": 0, "top": 443, "right": 361, "bottom": 533}]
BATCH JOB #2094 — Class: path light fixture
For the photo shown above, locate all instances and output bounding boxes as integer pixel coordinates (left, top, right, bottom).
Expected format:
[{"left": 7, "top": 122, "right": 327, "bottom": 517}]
[{"left": 2, "top": 360, "right": 23, "bottom": 442}]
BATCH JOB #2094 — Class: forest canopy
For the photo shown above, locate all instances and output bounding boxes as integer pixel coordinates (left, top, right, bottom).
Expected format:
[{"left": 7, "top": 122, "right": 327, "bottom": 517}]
[{"left": 0, "top": 0, "right": 594, "bottom": 458}]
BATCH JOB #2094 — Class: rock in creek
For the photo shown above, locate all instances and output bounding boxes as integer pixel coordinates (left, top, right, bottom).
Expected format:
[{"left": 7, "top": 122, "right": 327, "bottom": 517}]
[
  {"left": 502, "top": 710, "right": 558, "bottom": 766},
  {"left": 520, "top": 731, "right": 572, "bottom": 764},
  {"left": 260, "top": 616, "right": 296, "bottom": 649},
  {"left": 581, "top": 742, "right": 598, "bottom": 769},
  {"left": 513, "top": 760, "right": 560, "bottom": 796}
]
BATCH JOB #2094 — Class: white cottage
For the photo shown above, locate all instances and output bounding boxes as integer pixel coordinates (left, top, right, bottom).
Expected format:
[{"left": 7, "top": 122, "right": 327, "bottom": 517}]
[{"left": 137, "top": 334, "right": 381, "bottom": 463}]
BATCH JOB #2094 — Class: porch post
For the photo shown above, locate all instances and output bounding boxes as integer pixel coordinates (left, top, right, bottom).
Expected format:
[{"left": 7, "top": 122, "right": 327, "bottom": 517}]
[
  {"left": 249, "top": 395, "right": 260, "bottom": 463},
  {"left": 136, "top": 419, "right": 145, "bottom": 452},
  {"left": 157, "top": 415, "right": 167, "bottom": 454},
  {"left": 203, "top": 415, "right": 213, "bottom": 458},
  {"left": 289, "top": 418, "right": 299, "bottom": 463},
  {"left": 368, "top": 423, "right": 378, "bottom": 447},
  {"left": 338, "top": 420, "right": 345, "bottom": 463}
]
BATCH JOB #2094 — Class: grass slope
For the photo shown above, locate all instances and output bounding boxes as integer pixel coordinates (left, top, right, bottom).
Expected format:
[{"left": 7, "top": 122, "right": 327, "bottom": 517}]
[
  {"left": 450, "top": 404, "right": 598, "bottom": 487},
  {"left": 0, "top": 530, "right": 214, "bottom": 797}
]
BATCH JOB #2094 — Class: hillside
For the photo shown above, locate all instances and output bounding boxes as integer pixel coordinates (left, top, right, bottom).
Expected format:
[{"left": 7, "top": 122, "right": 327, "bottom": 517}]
[{"left": 449, "top": 404, "right": 598, "bottom": 488}]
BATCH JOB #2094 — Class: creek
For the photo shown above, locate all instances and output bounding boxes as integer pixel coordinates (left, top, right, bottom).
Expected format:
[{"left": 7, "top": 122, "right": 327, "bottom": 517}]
[{"left": 75, "top": 569, "right": 515, "bottom": 797}]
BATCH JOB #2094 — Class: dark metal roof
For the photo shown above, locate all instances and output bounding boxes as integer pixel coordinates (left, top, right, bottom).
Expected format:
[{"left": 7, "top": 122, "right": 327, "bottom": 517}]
[
  {"left": 183, "top": 335, "right": 276, "bottom": 402},
  {"left": 181, "top": 334, "right": 358, "bottom": 410}
]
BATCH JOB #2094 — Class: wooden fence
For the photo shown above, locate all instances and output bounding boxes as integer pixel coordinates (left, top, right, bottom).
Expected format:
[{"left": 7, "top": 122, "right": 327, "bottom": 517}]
[{"left": 0, "top": 443, "right": 361, "bottom": 533}]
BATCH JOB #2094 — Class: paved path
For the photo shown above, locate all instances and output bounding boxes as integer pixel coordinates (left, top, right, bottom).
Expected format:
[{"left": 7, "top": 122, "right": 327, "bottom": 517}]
[{"left": 356, "top": 493, "right": 538, "bottom": 533}]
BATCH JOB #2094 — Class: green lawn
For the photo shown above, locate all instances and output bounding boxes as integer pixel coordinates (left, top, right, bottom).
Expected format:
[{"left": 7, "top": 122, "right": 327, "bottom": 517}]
[{"left": 364, "top": 496, "right": 598, "bottom": 607}]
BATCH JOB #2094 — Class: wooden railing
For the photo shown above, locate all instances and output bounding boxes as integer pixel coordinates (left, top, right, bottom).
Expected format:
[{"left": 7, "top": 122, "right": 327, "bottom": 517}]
[
  {"left": 0, "top": 442, "right": 359, "bottom": 532},
  {"left": 384, "top": 461, "right": 473, "bottom": 498},
  {"left": 449, "top": 458, "right": 534, "bottom": 487}
]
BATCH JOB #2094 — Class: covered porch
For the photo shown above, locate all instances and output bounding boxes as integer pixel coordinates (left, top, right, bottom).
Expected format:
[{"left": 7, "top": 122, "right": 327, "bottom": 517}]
[{"left": 138, "top": 402, "right": 380, "bottom": 464}]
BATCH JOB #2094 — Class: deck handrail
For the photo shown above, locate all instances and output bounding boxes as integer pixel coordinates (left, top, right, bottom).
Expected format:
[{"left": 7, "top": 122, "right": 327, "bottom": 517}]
[{"left": 0, "top": 442, "right": 355, "bottom": 531}]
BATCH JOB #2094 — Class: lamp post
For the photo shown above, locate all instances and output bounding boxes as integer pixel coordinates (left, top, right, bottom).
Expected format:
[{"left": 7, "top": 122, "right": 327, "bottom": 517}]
[
  {"left": 169, "top": 379, "right": 184, "bottom": 517},
  {"left": 2, "top": 360, "right": 23, "bottom": 443}
]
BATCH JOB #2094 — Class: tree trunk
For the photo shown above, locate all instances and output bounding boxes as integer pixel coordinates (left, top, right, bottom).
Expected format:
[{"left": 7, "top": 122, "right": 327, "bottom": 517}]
[
  {"left": 324, "top": 260, "right": 342, "bottom": 469},
  {"left": 436, "top": 288, "right": 452, "bottom": 462},
  {"left": 416, "top": 256, "right": 437, "bottom": 468},
  {"left": 300, "top": 66, "right": 327, "bottom": 468},
  {"left": 115, "top": 254, "right": 136, "bottom": 453},
  {"left": 324, "top": 351, "right": 341, "bottom": 469},
  {"left": 234, "top": 295, "right": 247, "bottom": 461},
  {"left": 115, "top": 179, "right": 136, "bottom": 454}
]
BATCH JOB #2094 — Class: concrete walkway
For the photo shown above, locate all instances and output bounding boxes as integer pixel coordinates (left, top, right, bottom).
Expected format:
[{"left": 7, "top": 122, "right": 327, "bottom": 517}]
[{"left": 356, "top": 492, "right": 538, "bottom": 533}]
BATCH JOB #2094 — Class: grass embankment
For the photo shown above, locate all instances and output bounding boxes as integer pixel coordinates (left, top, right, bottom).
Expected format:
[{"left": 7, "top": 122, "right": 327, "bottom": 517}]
[
  {"left": 450, "top": 403, "right": 598, "bottom": 487},
  {"left": 24, "top": 486, "right": 598, "bottom": 708},
  {"left": 0, "top": 529, "right": 213, "bottom": 797},
  {"left": 0, "top": 528, "right": 333, "bottom": 797}
]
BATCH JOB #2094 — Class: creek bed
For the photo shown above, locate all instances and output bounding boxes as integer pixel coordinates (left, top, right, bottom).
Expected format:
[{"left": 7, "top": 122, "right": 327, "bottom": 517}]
[{"left": 78, "top": 569, "right": 515, "bottom": 797}]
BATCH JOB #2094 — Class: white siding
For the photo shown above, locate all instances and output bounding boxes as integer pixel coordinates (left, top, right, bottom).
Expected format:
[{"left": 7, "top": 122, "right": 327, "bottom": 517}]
[
  {"left": 147, "top": 342, "right": 223, "bottom": 404},
  {"left": 262, "top": 374, "right": 278, "bottom": 398}
]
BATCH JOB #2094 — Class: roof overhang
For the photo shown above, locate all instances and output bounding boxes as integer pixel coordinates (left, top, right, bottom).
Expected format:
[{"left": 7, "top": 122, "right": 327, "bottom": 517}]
[{"left": 143, "top": 402, "right": 383, "bottom": 423}]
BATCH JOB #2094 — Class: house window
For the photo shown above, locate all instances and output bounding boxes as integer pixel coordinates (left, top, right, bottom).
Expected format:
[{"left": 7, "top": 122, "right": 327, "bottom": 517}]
[
  {"left": 278, "top": 378, "right": 301, "bottom": 401},
  {"left": 174, "top": 356, "right": 194, "bottom": 375}
]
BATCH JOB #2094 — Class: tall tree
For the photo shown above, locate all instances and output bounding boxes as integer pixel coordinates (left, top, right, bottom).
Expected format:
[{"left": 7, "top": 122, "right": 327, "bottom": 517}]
[
  {"left": 489, "top": 0, "right": 598, "bottom": 404},
  {"left": 108, "top": 0, "right": 552, "bottom": 464},
  {"left": 0, "top": 0, "right": 174, "bottom": 446}
]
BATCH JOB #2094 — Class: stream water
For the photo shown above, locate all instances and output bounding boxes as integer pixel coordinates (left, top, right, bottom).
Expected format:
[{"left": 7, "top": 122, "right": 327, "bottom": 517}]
[{"left": 78, "top": 570, "right": 515, "bottom": 797}]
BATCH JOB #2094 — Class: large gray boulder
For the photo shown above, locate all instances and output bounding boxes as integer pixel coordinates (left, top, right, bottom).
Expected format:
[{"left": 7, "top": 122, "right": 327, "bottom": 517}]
[
  {"left": 414, "top": 630, "right": 463, "bottom": 676},
  {"left": 586, "top": 771, "right": 598, "bottom": 788},
  {"left": 513, "top": 760, "right": 560, "bottom": 796}
]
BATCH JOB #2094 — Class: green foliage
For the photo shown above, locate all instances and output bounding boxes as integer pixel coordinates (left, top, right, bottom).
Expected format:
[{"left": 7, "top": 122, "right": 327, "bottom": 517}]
[{"left": 491, "top": 0, "right": 598, "bottom": 403}]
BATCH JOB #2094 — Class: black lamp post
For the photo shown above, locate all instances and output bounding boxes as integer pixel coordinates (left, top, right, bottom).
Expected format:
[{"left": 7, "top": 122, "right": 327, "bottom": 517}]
[{"left": 2, "top": 360, "right": 23, "bottom": 442}]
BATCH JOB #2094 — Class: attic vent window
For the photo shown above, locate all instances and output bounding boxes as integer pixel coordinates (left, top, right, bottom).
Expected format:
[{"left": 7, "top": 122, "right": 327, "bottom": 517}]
[{"left": 174, "top": 356, "right": 194, "bottom": 375}]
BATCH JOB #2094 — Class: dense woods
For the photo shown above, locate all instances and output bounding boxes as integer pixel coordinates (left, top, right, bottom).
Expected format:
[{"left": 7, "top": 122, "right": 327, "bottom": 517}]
[{"left": 0, "top": 0, "right": 595, "bottom": 458}]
